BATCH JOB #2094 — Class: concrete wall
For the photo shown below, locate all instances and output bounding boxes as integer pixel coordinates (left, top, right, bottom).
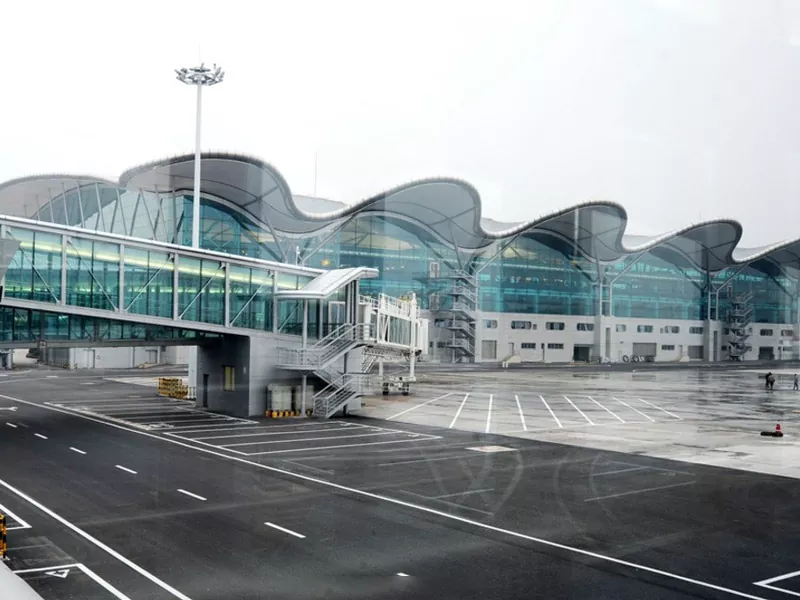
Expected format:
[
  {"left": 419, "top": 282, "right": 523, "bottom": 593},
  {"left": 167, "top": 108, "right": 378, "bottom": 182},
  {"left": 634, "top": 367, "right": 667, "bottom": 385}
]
[
  {"left": 41, "top": 345, "right": 189, "bottom": 369},
  {"left": 428, "top": 310, "right": 798, "bottom": 363}
]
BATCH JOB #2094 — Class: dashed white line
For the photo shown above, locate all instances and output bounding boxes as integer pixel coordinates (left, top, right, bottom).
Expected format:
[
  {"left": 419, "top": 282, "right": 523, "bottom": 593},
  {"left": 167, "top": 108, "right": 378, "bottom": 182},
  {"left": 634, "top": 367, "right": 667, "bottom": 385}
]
[
  {"left": 34, "top": 433, "right": 48, "bottom": 440},
  {"left": 3, "top": 392, "right": 769, "bottom": 600},
  {"left": 6, "top": 422, "right": 17, "bottom": 428},
  {"left": 563, "top": 395, "right": 594, "bottom": 425},
  {"left": 177, "top": 489, "right": 207, "bottom": 501},
  {"left": 397, "top": 572, "right": 410, "bottom": 577},
  {"left": 115, "top": 465, "right": 138, "bottom": 475},
  {"left": 0, "top": 477, "right": 192, "bottom": 600},
  {"left": 587, "top": 396, "right": 625, "bottom": 423},
  {"left": 264, "top": 521, "right": 305, "bottom": 539},
  {"left": 540, "top": 396, "right": 563, "bottom": 428},
  {"left": 386, "top": 393, "right": 454, "bottom": 420},
  {"left": 449, "top": 393, "right": 470, "bottom": 429},
  {"left": 514, "top": 394, "right": 527, "bottom": 431},
  {"left": 485, "top": 394, "right": 493, "bottom": 433},
  {"left": 69, "top": 447, "right": 86, "bottom": 455}
]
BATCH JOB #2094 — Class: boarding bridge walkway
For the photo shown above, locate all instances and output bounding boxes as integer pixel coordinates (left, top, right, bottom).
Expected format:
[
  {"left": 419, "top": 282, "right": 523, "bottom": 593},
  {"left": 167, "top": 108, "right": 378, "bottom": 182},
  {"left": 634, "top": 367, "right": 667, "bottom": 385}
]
[
  {"left": 275, "top": 293, "right": 427, "bottom": 418},
  {"left": 0, "top": 215, "right": 336, "bottom": 346}
]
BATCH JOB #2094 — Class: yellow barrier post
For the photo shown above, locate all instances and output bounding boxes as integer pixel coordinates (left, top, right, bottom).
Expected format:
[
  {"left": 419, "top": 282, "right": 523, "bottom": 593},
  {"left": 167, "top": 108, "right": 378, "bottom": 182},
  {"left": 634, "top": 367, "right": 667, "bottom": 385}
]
[{"left": 0, "top": 513, "right": 7, "bottom": 559}]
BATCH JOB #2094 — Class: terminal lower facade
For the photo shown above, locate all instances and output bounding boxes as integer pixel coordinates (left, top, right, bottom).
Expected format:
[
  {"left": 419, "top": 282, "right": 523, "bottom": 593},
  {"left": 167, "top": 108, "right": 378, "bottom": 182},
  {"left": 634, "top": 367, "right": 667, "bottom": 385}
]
[{"left": 0, "top": 152, "right": 799, "bottom": 373}]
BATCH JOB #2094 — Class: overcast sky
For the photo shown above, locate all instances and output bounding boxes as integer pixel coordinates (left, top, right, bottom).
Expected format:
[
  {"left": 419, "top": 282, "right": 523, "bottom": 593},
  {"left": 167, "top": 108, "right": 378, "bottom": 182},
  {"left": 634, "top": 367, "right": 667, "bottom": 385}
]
[{"left": 3, "top": 0, "right": 800, "bottom": 245}]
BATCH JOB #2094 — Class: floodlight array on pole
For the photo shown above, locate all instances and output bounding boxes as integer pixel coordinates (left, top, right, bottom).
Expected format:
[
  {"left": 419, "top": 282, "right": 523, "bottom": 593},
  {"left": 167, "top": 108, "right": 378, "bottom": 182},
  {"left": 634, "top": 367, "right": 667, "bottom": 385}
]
[{"left": 175, "top": 64, "right": 225, "bottom": 248}]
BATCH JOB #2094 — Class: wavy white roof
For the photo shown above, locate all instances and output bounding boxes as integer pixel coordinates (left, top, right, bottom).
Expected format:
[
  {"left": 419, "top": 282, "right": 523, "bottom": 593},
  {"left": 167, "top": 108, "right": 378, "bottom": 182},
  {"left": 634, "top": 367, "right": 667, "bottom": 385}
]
[{"left": 0, "top": 152, "right": 796, "bottom": 274}]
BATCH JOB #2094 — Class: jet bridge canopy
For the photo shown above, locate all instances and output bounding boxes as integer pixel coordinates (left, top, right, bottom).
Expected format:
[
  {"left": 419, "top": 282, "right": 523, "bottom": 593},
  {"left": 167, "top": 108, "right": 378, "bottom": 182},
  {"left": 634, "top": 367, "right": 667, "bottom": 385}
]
[{"left": 274, "top": 267, "right": 379, "bottom": 300}]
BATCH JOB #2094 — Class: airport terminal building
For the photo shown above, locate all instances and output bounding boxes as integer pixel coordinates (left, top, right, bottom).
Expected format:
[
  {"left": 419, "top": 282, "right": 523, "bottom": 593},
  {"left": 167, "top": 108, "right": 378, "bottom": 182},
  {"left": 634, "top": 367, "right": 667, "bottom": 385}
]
[{"left": 0, "top": 152, "right": 799, "bottom": 368}]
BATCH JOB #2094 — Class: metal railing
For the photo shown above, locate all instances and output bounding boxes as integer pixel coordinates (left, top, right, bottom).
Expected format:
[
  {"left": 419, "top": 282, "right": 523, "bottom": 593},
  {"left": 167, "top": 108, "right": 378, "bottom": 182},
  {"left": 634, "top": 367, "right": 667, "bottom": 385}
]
[
  {"left": 313, "top": 373, "right": 373, "bottom": 418},
  {"left": 276, "top": 323, "right": 374, "bottom": 369}
]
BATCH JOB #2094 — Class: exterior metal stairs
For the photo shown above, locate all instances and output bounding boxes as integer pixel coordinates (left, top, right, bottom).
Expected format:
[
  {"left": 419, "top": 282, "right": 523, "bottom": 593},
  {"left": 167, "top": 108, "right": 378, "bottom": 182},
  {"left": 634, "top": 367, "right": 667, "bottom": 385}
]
[{"left": 727, "top": 292, "right": 753, "bottom": 361}]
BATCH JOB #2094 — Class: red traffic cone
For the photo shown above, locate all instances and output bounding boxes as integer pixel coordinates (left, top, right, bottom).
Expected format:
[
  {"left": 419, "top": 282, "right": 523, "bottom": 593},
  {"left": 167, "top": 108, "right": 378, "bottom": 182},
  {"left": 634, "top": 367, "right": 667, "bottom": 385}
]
[{"left": 776, "top": 424, "right": 783, "bottom": 436}]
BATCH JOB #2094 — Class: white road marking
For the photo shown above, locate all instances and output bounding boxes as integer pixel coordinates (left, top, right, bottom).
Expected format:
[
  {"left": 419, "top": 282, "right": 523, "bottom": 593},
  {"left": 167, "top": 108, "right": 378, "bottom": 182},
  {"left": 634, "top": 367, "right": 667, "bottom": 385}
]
[
  {"left": 755, "top": 569, "right": 800, "bottom": 597},
  {"left": 177, "top": 489, "right": 207, "bottom": 501},
  {"left": 397, "top": 572, "right": 410, "bottom": 577},
  {"left": 513, "top": 394, "right": 528, "bottom": 431},
  {"left": 587, "top": 396, "right": 625, "bottom": 423},
  {"left": 378, "top": 454, "right": 485, "bottom": 467},
  {"left": 69, "top": 447, "right": 86, "bottom": 455},
  {"left": 45, "top": 375, "right": 59, "bottom": 378},
  {"left": 386, "top": 393, "right": 453, "bottom": 420},
  {"left": 194, "top": 426, "right": 349, "bottom": 440},
  {"left": 80, "top": 382, "right": 96, "bottom": 385},
  {"left": 0, "top": 478, "right": 192, "bottom": 599},
  {"left": 612, "top": 396, "right": 655, "bottom": 422},
  {"left": 246, "top": 438, "right": 440, "bottom": 455},
  {"left": 34, "top": 433, "right": 48, "bottom": 440},
  {"left": 563, "top": 395, "right": 594, "bottom": 425},
  {"left": 609, "top": 460, "right": 693, "bottom": 476},
  {"left": 265, "top": 521, "right": 305, "bottom": 539},
  {"left": 433, "top": 487, "right": 494, "bottom": 499},
  {"left": 282, "top": 459, "right": 333, "bottom": 475},
  {"left": 222, "top": 431, "right": 397, "bottom": 448},
  {"left": 14, "top": 563, "right": 132, "bottom": 600},
  {"left": 539, "top": 395, "right": 563, "bottom": 428},
  {"left": 584, "top": 481, "right": 696, "bottom": 502},
  {"left": 4, "top": 393, "right": 772, "bottom": 600},
  {"left": 0, "top": 501, "right": 32, "bottom": 530},
  {"left": 449, "top": 393, "right": 470, "bottom": 429},
  {"left": 636, "top": 397, "right": 683, "bottom": 420},
  {"left": 6, "top": 422, "right": 17, "bottom": 428},
  {"left": 485, "top": 394, "right": 493, "bottom": 433},
  {"left": 115, "top": 465, "right": 138, "bottom": 475},
  {"left": 594, "top": 466, "right": 648, "bottom": 476},
  {"left": 0, "top": 406, "right": 18, "bottom": 411},
  {"left": 397, "top": 489, "right": 493, "bottom": 515}
]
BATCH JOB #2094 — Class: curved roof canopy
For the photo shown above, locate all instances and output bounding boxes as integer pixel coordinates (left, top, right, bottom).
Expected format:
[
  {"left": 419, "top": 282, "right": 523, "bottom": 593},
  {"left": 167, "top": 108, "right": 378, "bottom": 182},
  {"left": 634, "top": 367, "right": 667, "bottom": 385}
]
[{"left": 0, "top": 152, "right": 798, "bottom": 275}]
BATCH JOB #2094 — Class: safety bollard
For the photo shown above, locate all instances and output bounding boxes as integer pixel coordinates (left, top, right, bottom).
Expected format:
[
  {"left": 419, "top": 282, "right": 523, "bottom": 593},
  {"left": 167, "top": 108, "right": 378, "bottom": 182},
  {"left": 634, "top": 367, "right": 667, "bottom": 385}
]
[{"left": 0, "top": 513, "right": 7, "bottom": 559}]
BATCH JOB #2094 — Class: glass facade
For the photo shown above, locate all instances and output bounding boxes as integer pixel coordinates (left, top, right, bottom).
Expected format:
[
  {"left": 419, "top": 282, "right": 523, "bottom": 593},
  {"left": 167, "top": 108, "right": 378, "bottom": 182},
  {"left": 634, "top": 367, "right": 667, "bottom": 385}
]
[{"left": 4, "top": 165, "right": 799, "bottom": 335}]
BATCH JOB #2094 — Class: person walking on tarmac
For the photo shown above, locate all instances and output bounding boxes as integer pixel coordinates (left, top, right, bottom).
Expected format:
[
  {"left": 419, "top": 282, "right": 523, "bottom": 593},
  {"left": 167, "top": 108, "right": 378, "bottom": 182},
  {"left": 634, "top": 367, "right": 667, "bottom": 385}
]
[
  {"left": 794, "top": 374, "right": 799, "bottom": 391},
  {"left": 766, "top": 372, "right": 773, "bottom": 390},
  {"left": 768, "top": 373, "right": 776, "bottom": 391}
]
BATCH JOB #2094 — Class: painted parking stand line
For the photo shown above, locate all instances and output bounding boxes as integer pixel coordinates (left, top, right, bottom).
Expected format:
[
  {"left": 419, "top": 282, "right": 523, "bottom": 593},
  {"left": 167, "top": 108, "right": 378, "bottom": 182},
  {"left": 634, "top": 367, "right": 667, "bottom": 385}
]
[
  {"left": 635, "top": 397, "right": 683, "bottom": 420},
  {"left": 69, "top": 447, "right": 87, "bottom": 455},
  {"left": 221, "top": 431, "right": 400, "bottom": 448},
  {"left": 433, "top": 488, "right": 494, "bottom": 500},
  {"left": 193, "top": 426, "right": 353, "bottom": 440},
  {"left": 0, "top": 501, "right": 32, "bottom": 530},
  {"left": 13, "top": 563, "right": 132, "bottom": 600},
  {"left": 386, "top": 392, "right": 453, "bottom": 420},
  {"left": 593, "top": 466, "right": 648, "bottom": 476},
  {"left": 513, "top": 394, "right": 528, "bottom": 432},
  {"left": 539, "top": 395, "right": 563, "bottom": 428},
  {"left": 246, "top": 437, "right": 442, "bottom": 455},
  {"left": 485, "top": 394, "right": 493, "bottom": 433},
  {"left": 34, "top": 433, "right": 48, "bottom": 440},
  {"left": 0, "top": 475, "right": 193, "bottom": 600},
  {"left": 6, "top": 422, "right": 17, "bottom": 428},
  {"left": 2, "top": 393, "right": 773, "bottom": 600},
  {"left": 584, "top": 481, "right": 696, "bottom": 502},
  {"left": 755, "top": 570, "right": 800, "bottom": 597},
  {"left": 265, "top": 522, "right": 306, "bottom": 539},
  {"left": 449, "top": 393, "right": 469, "bottom": 429},
  {"left": 177, "top": 489, "right": 207, "bottom": 501},
  {"left": 587, "top": 396, "right": 626, "bottom": 423},
  {"left": 612, "top": 396, "right": 655, "bottom": 422},
  {"left": 115, "top": 465, "right": 138, "bottom": 475},
  {"left": 563, "top": 395, "right": 595, "bottom": 425}
]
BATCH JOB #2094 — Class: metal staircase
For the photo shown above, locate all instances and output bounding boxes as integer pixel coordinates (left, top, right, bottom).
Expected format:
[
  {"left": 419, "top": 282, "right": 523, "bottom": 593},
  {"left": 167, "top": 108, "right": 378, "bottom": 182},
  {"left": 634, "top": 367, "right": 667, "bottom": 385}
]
[
  {"left": 444, "top": 270, "right": 477, "bottom": 362},
  {"left": 276, "top": 323, "right": 374, "bottom": 418},
  {"left": 727, "top": 292, "right": 753, "bottom": 361}
]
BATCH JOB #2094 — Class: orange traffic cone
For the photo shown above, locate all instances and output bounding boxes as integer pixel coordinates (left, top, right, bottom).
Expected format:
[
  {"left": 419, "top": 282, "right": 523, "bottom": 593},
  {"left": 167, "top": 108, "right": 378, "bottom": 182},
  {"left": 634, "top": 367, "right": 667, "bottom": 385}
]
[{"left": 776, "top": 424, "right": 783, "bottom": 437}]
